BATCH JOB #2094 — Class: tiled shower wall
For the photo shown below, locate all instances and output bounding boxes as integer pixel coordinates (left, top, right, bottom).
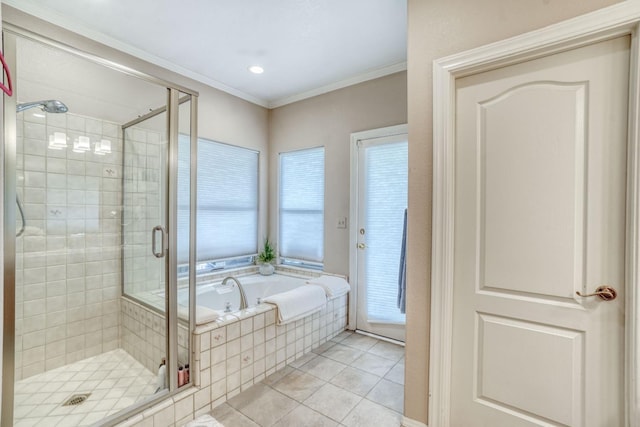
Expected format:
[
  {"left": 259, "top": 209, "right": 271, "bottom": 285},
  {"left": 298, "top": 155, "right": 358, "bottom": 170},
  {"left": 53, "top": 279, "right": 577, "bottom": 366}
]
[{"left": 15, "top": 111, "right": 123, "bottom": 380}]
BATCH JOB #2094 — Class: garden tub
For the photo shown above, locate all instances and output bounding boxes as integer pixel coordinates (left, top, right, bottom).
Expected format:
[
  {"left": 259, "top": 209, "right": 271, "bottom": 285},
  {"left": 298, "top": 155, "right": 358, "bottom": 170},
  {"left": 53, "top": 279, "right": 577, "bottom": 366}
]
[{"left": 182, "top": 273, "right": 309, "bottom": 324}]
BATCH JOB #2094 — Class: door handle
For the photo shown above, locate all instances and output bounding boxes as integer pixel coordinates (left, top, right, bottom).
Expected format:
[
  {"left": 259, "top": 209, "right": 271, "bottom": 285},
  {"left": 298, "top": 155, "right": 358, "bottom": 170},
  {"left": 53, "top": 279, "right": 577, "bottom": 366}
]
[
  {"left": 576, "top": 285, "right": 617, "bottom": 301},
  {"left": 152, "top": 225, "right": 167, "bottom": 258},
  {"left": 357, "top": 243, "right": 366, "bottom": 249}
]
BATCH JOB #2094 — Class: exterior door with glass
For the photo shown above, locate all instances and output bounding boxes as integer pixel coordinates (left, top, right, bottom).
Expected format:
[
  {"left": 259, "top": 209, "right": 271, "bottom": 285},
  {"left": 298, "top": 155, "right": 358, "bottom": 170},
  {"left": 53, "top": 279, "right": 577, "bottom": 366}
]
[{"left": 351, "top": 126, "right": 407, "bottom": 342}]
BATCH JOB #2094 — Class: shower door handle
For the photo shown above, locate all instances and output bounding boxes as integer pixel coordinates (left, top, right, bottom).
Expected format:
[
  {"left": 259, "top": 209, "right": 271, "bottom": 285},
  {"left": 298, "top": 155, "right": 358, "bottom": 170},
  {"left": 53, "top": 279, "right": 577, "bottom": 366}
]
[{"left": 152, "top": 225, "right": 167, "bottom": 258}]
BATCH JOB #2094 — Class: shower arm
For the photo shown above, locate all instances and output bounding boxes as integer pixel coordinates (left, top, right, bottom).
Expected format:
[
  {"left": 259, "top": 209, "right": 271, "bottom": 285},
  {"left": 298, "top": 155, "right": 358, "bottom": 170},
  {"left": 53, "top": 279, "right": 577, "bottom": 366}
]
[
  {"left": 16, "top": 101, "right": 43, "bottom": 113},
  {"left": 16, "top": 99, "right": 68, "bottom": 114},
  {"left": 16, "top": 195, "right": 25, "bottom": 237}
]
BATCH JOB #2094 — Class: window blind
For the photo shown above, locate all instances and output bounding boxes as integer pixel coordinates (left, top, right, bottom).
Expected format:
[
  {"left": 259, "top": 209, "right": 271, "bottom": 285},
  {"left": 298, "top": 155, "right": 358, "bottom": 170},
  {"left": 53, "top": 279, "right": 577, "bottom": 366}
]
[
  {"left": 178, "top": 135, "right": 258, "bottom": 263},
  {"left": 279, "top": 147, "right": 324, "bottom": 263},
  {"left": 364, "top": 141, "right": 407, "bottom": 323}
]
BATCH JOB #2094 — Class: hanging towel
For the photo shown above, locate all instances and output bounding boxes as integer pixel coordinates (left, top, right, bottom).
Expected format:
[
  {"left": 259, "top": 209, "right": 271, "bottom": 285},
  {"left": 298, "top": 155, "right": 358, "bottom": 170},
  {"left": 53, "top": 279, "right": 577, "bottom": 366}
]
[
  {"left": 306, "top": 275, "right": 350, "bottom": 298},
  {"left": 264, "top": 285, "right": 327, "bottom": 325},
  {"left": 397, "top": 208, "right": 407, "bottom": 314}
]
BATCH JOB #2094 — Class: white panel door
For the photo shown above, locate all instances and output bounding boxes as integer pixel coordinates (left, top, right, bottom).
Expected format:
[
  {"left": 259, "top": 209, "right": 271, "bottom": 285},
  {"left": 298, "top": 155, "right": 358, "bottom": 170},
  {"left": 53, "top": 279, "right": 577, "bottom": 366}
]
[{"left": 452, "top": 36, "right": 629, "bottom": 426}]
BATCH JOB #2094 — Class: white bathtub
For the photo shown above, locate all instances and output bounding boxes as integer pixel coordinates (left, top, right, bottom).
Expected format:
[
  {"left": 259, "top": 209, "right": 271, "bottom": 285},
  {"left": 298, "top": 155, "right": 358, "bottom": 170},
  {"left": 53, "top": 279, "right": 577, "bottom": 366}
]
[{"left": 183, "top": 273, "right": 309, "bottom": 315}]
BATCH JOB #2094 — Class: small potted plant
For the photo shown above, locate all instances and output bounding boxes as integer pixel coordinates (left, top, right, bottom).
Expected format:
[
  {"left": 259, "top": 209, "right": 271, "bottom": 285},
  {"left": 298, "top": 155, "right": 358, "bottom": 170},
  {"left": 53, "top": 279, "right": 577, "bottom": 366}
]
[{"left": 257, "top": 237, "right": 275, "bottom": 276}]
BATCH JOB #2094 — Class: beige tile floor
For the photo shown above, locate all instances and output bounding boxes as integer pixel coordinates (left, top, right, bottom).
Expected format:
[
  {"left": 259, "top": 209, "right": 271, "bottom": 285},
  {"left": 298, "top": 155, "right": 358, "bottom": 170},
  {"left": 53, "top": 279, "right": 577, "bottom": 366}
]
[{"left": 212, "top": 330, "right": 404, "bottom": 427}]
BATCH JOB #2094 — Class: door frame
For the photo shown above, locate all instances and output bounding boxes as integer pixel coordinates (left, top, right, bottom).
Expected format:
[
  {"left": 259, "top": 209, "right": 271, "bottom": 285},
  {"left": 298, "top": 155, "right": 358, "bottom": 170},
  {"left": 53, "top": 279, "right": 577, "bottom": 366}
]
[
  {"left": 348, "top": 124, "right": 408, "bottom": 333},
  {"left": 429, "top": 3, "right": 640, "bottom": 427}
]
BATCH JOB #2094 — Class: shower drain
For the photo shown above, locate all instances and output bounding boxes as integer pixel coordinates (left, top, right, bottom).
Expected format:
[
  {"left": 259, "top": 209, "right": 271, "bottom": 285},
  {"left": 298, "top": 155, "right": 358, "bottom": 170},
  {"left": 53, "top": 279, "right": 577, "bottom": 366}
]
[{"left": 62, "top": 393, "right": 91, "bottom": 406}]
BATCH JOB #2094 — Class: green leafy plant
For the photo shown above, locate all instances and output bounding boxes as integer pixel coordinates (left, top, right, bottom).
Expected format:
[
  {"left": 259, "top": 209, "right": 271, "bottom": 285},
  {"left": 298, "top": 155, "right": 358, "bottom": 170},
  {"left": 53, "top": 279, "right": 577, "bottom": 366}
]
[{"left": 257, "top": 237, "right": 275, "bottom": 264}]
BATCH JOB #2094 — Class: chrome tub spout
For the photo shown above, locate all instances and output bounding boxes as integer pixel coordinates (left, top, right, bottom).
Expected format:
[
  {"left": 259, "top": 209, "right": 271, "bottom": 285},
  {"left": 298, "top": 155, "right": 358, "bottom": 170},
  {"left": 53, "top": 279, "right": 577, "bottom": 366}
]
[{"left": 222, "top": 276, "right": 248, "bottom": 310}]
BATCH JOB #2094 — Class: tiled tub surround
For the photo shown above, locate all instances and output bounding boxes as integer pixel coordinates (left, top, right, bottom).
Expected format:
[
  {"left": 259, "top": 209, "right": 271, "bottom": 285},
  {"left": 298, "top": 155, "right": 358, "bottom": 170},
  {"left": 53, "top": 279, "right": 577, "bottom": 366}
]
[
  {"left": 192, "top": 293, "right": 349, "bottom": 399},
  {"left": 121, "top": 269, "right": 329, "bottom": 375},
  {"left": 121, "top": 297, "right": 191, "bottom": 376},
  {"left": 15, "top": 111, "right": 123, "bottom": 380},
  {"left": 120, "top": 268, "right": 263, "bottom": 376},
  {"left": 115, "top": 283, "right": 349, "bottom": 426}
]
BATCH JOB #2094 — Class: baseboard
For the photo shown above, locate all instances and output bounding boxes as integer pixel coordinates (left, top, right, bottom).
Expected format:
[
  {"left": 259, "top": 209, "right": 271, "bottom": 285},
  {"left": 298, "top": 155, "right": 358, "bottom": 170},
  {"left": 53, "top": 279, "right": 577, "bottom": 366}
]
[
  {"left": 354, "top": 329, "right": 406, "bottom": 346},
  {"left": 402, "top": 416, "right": 428, "bottom": 427}
]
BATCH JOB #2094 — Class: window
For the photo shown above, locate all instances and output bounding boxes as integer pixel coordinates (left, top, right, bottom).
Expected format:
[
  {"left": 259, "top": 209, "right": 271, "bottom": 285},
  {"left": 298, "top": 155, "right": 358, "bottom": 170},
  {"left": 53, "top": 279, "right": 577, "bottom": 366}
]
[
  {"left": 279, "top": 147, "right": 324, "bottom": 268},
  {"left": 178, "top": 135, "right": 258, "bottom": 270}
]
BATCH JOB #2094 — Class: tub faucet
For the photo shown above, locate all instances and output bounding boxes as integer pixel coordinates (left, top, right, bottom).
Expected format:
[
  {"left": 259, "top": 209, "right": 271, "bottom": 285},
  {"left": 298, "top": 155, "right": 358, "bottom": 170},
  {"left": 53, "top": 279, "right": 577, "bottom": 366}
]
[{"left": 222, "top": 276, "right": 248, "bottom": 310}]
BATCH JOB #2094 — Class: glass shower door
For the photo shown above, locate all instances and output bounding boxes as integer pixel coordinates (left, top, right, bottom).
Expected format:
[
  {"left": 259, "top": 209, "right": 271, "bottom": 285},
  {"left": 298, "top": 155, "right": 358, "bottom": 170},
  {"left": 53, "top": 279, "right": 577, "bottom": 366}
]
[
  {"left": 122, "top": 108, "right": 171, "bottom": 391},
  {"left": 121, "top": 91, "right": 195, "bottom": 392}
]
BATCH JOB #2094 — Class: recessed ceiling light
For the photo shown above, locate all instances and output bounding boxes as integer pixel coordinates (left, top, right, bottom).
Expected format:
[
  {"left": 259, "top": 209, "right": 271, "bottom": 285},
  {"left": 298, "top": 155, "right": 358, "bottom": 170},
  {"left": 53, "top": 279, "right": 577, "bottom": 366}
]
[{"left": 249, "top": 65, "right": 264, "bottom": 74}]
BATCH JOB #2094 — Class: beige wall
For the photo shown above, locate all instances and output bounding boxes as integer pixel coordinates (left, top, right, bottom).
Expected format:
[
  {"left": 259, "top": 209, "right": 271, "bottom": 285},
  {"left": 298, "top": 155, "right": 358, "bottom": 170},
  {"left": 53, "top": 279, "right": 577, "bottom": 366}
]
[
  {"left": 269, "top": 72, "right": 408, "bottom": 276},
  {"left": 405, "top": 0, "right": 622, "bottom": 423}
]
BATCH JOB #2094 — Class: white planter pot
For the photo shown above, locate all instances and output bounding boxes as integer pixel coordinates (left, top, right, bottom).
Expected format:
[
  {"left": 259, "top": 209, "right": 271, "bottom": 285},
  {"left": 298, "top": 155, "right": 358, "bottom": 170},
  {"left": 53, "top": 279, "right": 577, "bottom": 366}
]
[{"left": 259, "top": 263, "right": 274, "bottom": 276}]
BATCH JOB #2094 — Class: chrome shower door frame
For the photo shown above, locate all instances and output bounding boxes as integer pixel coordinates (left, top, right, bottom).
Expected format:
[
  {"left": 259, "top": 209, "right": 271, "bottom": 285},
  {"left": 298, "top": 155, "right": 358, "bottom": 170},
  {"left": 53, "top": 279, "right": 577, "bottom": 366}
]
[{"left": 1, "top": 28, "right": 17, "bottom": 427}]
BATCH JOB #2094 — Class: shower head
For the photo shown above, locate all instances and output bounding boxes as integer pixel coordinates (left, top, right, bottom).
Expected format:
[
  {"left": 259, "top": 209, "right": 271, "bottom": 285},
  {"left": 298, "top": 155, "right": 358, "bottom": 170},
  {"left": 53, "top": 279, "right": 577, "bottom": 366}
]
[{"left": 16, "top": 100, "right": 68, "bottom": 114}]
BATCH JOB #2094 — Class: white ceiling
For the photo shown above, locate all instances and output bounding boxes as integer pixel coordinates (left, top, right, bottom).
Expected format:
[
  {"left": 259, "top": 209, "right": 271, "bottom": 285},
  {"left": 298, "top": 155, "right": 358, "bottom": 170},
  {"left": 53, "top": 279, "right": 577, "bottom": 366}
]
[{"left": 5, "top": 0, "right": 407, "bottom": 108}]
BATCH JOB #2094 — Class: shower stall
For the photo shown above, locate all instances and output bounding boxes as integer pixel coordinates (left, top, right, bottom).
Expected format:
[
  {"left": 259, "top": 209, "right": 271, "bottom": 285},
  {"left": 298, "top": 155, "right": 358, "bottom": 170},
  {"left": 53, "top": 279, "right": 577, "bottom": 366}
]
[{"left": 2, "top": 28, "right": 197, "bottom": 426}]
